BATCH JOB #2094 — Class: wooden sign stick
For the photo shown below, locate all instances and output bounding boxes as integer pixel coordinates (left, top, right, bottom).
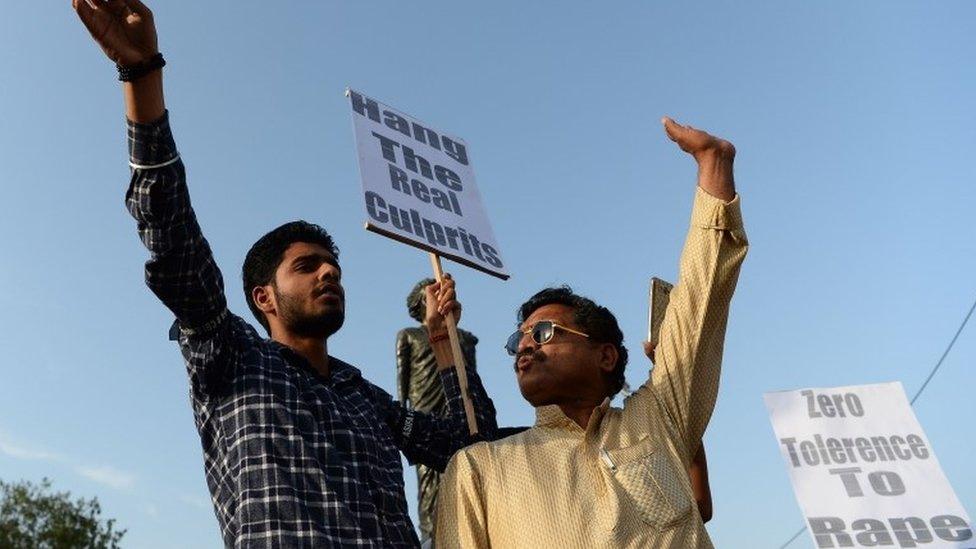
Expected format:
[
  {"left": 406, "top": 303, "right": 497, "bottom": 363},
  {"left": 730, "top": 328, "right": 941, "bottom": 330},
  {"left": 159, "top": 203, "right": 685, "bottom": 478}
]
[{"left": 429, "top": 252, "right": 479, "bottom": 436}]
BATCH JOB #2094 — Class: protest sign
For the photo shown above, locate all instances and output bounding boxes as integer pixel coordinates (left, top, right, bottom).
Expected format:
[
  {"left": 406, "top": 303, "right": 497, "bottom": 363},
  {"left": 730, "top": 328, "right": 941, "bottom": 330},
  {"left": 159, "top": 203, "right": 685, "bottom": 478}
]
[
  {"left": 347, "top": 89, "right": 509, "bottom": 435},
  {"left": 347, "top": 89, "right": 508, "bottom": 280},
  {"left": 765, "top": 382, "right": 972, "bottom": 548}
]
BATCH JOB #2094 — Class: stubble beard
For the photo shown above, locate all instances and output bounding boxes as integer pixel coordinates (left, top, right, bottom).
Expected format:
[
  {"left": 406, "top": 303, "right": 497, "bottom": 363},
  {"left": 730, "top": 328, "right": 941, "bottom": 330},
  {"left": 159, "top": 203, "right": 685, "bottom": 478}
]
[{"left": 275, "top": 287, "right": 345, "bottom": 339}]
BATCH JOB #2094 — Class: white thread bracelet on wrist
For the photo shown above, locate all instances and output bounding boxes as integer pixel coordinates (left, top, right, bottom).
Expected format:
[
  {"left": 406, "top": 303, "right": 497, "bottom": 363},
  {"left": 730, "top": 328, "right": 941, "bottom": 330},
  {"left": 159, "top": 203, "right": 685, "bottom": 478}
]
[{"left": 129, "top": 154, "right": 181, "bottom": 170}]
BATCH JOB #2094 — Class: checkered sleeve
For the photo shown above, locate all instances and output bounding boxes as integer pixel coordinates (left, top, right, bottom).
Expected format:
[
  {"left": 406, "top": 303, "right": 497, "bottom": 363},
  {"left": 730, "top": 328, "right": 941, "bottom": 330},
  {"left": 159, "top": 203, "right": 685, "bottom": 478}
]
[
  {"left": 125, "top": 113, "right": 240, "bottom": 396},
  {"left": 125, "top": 111, "right": 228, "bottom": 334},
  {"left": 372, "top": 366, "right": 497, "bottom": 472}
]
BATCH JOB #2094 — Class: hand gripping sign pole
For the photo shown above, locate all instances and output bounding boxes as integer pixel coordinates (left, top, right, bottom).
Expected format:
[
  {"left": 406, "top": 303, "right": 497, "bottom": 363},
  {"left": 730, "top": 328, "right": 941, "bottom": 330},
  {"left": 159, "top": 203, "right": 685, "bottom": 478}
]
[
  {"left": 347, "top": 89, "right": 510, "bottom": 436},
  {"left": 429, "top": 253, "right": 479, "bottom": 435}
]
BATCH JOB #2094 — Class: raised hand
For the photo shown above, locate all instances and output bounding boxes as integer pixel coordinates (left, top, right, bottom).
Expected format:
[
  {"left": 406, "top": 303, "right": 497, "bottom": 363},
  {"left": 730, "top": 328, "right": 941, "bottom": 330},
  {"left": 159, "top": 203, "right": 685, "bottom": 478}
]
[
  {"left": 73, "top": 0, "right": 158, "bottom": 66},
  {"left": 424, "top": 275, "right": 461, "bottom": 337},
  {"left": 662, "top": 117, "right": 736, "bottom": 201}
]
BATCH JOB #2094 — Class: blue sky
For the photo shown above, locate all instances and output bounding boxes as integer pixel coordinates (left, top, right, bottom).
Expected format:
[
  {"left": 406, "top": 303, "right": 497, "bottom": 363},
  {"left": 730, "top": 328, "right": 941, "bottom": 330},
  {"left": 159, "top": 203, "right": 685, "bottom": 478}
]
[{"left": 2, "top": 2, "right": 974, "bottom": 547}]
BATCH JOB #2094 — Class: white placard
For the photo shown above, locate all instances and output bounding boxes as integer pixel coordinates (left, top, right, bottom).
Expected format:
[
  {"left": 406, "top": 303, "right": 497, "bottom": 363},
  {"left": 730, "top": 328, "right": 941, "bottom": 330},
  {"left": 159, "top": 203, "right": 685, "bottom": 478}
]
[
  {"left": 764, "top": 382, "right": 973, "bottom": 548},
  {"left": 347, "top": 89, "right": 508, "bottom": 279}
]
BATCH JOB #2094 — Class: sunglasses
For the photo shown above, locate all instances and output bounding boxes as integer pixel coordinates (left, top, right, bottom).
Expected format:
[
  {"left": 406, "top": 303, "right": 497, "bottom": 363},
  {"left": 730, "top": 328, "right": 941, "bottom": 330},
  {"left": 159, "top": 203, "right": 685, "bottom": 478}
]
[{"left": 505, "top": 320, "right": 590, "bottom": 356}]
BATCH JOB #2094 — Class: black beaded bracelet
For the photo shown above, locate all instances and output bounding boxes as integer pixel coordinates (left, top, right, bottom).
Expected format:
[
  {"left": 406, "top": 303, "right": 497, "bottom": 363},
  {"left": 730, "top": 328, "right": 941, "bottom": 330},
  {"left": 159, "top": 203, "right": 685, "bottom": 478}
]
[{"left": 117, "top": 53, "right": 166, "bottom": 82}]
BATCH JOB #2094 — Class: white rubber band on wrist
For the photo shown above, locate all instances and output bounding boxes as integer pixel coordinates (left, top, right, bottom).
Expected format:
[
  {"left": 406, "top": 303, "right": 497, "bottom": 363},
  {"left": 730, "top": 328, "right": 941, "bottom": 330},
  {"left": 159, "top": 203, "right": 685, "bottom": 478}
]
[{"left": 129, "top": 154, "right": 181, "bottom": 170}]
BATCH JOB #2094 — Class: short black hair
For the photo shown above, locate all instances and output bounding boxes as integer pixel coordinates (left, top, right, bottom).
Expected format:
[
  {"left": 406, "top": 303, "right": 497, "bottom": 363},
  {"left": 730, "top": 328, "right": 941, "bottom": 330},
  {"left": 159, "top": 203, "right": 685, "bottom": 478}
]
[
  {"left": 407, "top": 278, "right": 436, "bottom": 322},
  {"left": 517, "top": 286, "right": 628, "bottom": 397},
  {"left": 242, "top": 221, "right": 339, "bottom": 333}
]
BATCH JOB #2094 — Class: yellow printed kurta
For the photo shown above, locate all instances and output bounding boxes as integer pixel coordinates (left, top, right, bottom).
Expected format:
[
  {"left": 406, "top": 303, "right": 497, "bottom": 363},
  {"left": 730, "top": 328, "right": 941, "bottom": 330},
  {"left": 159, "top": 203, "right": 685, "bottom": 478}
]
[{"left": 436, "top": 188, "right": 748, "bottom": 548}]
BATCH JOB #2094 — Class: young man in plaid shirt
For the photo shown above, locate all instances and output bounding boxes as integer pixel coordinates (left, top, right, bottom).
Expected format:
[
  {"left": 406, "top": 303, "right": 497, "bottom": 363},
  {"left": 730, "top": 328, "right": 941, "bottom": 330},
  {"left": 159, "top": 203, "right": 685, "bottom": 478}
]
[{"left": 73, "top": 1, "right": 497, "bottom": 546}]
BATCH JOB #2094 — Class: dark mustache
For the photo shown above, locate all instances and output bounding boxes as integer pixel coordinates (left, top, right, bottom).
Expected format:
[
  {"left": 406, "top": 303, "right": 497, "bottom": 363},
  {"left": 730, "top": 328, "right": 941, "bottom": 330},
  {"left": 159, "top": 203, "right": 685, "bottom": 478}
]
[{"left": 513, "top": 349, "right": 545, "bottom": 371}]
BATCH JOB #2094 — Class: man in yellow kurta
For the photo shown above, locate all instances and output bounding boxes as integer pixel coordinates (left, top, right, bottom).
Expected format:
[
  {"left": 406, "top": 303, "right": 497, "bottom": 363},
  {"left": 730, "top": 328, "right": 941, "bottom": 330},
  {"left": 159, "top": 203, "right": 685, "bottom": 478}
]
[{"left": 435, "top": 118, "right": 748, "bottom": 548}]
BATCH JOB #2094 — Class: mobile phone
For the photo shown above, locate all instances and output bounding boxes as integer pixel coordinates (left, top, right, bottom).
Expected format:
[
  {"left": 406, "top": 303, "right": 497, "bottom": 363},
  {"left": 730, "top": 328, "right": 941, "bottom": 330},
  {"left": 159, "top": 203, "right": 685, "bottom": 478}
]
[{"left": 647, "top": 277, "right": 673, "bottom": 345}]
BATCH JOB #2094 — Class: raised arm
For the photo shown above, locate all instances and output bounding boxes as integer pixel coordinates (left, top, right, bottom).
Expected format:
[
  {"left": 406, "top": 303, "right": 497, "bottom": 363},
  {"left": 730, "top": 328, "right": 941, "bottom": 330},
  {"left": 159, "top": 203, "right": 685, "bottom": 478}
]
[
  {"left": 74, "top": 1, "right": 238, "bottom": 388},
  {"left": 643, "top": 342, "right": 714, "bottom": 522},
  {"left": 627, "top": 118, "right": 748, "bottom": 465}
]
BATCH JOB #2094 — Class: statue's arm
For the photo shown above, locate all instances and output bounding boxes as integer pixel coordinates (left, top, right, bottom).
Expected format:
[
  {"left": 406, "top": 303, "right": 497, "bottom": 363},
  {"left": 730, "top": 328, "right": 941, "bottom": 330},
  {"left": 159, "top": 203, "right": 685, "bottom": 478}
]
[{"left": 395, "top": 329, "right": 413, "bottom": 406}]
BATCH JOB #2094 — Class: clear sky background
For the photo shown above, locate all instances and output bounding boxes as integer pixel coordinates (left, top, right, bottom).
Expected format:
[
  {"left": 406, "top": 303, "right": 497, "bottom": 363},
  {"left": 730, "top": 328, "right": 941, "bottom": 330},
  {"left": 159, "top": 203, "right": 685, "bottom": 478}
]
[{"left": 2, "top": 2, "right": 974, "bottom": 547}]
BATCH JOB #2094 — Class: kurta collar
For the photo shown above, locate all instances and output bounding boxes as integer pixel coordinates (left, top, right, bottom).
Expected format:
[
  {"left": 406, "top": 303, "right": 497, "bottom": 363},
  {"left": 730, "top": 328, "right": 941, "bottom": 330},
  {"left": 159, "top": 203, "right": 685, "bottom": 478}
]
[{"left": 534, "top": 397, "right": 612, "bottom": 431}]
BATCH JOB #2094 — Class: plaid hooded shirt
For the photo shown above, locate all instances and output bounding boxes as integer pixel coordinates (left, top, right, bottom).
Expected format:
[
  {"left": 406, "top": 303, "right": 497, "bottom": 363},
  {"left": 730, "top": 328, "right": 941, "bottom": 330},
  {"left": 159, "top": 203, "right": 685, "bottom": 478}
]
[{"left": 125, "top": 112, "right": 497, "bottom": 548}]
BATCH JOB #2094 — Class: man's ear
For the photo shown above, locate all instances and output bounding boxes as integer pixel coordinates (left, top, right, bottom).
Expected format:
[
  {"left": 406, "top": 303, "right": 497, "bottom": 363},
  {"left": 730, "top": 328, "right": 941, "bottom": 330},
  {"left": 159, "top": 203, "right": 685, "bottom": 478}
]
[
  {"left": 252, "top": 284, "right": 277, "bottom": 318},
  {"left": 597, "top": 343, "right": 618, "bottom": 374}
]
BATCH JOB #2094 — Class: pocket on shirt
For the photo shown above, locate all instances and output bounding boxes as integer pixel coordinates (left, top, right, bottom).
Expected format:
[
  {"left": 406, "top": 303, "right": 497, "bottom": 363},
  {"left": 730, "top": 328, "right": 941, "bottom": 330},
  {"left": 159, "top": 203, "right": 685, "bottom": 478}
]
[{"left": 605, "top": 438, "right": 692, "bottom": 530}]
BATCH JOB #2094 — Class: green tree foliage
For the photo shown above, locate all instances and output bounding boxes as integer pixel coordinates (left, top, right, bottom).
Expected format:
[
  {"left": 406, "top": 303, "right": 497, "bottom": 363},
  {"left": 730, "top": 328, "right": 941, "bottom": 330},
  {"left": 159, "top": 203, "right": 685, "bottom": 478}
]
[{"left": 0, "top": 478, "right": 125, "bottom": 549}]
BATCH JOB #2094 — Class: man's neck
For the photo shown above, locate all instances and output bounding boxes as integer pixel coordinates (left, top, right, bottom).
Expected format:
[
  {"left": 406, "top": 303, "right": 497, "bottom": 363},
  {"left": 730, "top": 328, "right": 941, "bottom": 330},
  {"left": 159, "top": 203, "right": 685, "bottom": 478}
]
[
  {"left": 273, "top": 332, "right": 330, "bottom": 377},
  {"left": 557, "top": 400, "right": 602, "bottom": 430}
]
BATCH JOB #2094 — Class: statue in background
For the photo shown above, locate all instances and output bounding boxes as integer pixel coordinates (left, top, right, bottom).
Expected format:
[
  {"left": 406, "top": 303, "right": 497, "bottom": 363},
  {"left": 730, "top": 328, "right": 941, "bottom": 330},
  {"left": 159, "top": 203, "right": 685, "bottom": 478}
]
[{"left": 396, "top": 278, "right": 479, "bottom": 543}]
